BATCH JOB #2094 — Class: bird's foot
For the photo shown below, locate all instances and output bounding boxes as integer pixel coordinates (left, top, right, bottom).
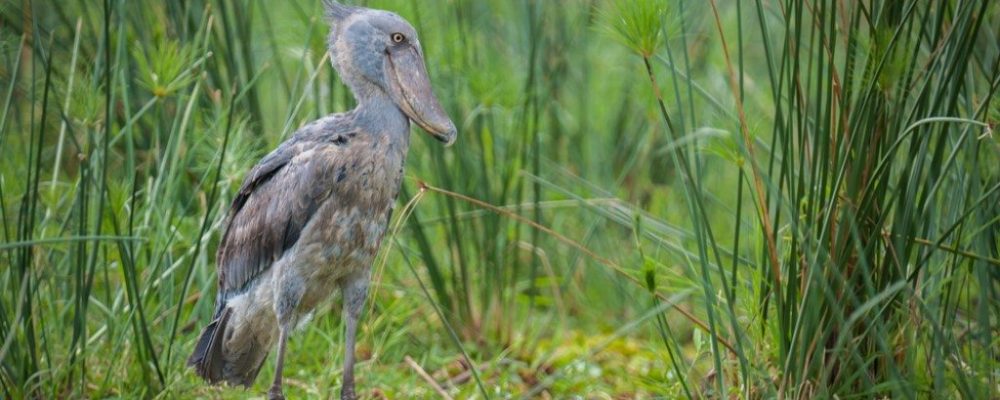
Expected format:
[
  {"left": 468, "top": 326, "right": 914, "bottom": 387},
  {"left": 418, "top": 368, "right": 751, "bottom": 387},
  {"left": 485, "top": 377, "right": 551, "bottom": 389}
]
[
  {"left": 340, "top": 387, "right": 356, "bottom": 400},
  {"left": 268, "top": 385, "right": 285, "bottom": 400}
]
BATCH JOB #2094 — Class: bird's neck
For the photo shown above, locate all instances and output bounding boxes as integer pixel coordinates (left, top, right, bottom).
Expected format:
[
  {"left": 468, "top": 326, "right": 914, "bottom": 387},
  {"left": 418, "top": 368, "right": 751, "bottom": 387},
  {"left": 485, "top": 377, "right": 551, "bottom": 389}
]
[{"left": 348, "top": 81, "right": 410, "bottom": 144}]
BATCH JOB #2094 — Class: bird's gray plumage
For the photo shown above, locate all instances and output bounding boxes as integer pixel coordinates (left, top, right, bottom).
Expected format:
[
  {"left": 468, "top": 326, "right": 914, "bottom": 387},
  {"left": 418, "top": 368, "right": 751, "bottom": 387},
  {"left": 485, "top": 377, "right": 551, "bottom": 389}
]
[
  {"left": 214, "top": 117, "right": 363, "bottom": 312},
  {"left": 188, "top": 2, "right": 456, "bottom": 399}
]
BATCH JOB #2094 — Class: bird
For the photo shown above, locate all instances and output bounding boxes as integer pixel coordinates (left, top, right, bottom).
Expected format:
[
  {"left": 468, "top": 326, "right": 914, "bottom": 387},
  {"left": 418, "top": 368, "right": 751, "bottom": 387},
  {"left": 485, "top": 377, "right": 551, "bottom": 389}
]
[{"left": 187, "top": 1, "right": 457, "bottom": 399}]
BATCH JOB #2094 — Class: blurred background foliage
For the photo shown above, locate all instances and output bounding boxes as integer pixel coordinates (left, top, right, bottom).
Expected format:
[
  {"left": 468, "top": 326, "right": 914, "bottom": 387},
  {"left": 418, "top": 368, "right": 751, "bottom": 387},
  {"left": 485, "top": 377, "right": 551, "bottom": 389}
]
[{"left": 0, "top": 0, "right": 998, "bottom": 398}]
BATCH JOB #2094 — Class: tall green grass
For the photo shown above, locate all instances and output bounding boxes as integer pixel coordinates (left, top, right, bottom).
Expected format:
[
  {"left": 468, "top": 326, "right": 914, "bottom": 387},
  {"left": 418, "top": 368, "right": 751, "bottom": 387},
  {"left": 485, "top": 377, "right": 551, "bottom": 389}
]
[{"left": 1, "top": 0, "right": 997, "bottom": 398}]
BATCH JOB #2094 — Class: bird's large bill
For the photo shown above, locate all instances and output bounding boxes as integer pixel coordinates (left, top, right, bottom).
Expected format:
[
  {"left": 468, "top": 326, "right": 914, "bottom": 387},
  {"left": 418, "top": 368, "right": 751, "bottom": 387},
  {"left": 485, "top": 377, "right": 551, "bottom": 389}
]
[{"left": 385, "top": 47, "right": 457, "bottom": 146}]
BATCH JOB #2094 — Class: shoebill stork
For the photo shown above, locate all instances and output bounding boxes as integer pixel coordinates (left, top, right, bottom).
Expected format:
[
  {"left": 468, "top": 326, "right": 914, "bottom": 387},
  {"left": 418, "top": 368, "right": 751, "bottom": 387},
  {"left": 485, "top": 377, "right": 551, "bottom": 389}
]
[{"left": 187, "top": 2, "right": 456, "bottom": 399}]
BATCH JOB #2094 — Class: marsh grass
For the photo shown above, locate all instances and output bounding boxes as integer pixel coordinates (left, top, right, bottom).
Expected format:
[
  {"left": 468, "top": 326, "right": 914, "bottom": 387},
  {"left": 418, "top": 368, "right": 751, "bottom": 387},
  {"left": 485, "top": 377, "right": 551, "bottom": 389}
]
[{"left": 1, "top": 0, "right": 998, "bottom": 398}]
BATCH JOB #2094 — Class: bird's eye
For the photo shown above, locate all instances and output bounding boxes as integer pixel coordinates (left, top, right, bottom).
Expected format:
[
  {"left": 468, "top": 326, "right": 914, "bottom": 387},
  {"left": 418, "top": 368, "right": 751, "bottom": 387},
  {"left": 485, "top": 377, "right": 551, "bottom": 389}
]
[{"left": 391, "top": 33, "right": 405, "bottom": 43}]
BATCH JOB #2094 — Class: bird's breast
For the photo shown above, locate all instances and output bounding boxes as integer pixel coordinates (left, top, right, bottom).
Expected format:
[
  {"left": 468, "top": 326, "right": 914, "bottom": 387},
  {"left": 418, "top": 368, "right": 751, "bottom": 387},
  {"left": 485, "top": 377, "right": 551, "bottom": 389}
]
[{"left": 298, "top": 135, "right": 407, "bottom": 276}]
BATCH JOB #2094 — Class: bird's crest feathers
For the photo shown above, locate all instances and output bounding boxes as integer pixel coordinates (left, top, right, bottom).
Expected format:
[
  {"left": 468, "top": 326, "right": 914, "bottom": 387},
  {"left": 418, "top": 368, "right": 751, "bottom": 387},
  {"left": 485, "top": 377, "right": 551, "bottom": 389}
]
[{"left": 323, "top": 0, "right": 359, "bottom": 24}]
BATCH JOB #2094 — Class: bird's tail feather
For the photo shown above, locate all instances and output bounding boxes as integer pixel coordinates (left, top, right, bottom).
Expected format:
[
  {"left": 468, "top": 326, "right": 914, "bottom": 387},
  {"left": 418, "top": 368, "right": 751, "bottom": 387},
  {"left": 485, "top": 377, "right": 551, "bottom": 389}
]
[
  {"left": 188, "top": 307, "right": 232, "bottom": 383},
  {"left": 188, "top": 306, "right": 272, "bottom": 387}
]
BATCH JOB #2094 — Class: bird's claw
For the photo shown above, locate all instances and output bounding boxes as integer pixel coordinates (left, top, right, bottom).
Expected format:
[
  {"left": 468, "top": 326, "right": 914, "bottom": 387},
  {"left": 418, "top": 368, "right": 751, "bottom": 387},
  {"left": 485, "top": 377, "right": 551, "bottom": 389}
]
[
  {"left": 268, "top": 386, "right": 285, "bottom": 400},
  {"left": 340, "top": 388, "right": 356, "bottom": 400}
]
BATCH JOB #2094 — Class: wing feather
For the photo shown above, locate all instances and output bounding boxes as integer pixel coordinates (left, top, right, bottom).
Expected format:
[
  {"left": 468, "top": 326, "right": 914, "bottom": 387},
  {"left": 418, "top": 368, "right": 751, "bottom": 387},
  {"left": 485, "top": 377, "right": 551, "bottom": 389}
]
[{"left": 214, "top": 119, "right": 354, "bottom": 313}]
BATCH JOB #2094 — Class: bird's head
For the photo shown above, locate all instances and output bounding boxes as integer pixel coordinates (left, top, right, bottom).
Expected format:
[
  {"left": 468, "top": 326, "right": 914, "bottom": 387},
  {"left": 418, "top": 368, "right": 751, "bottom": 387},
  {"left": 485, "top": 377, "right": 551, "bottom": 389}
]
[{"left": 323, "top": 1, "right": 457, "bottom": 146}]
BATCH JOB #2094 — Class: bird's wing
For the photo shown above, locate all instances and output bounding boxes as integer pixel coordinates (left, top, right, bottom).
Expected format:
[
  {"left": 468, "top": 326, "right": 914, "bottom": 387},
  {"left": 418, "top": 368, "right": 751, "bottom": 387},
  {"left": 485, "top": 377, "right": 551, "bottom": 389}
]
[{"left": 214, "top": 122, "right": 355, "bottom": 310}]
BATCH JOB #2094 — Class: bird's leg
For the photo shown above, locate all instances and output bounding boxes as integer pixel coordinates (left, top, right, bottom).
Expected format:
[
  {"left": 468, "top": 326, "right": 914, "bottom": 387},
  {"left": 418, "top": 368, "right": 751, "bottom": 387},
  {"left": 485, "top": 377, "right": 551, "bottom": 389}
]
[
  {"left": 268, "top": 323, "right": 290, "bottom": 400},
  {"left": 270, "top": 273, "right": 304, "bottom": 400},
  {"left": 340, "top": 270, "right": 370, "bottom": 400}
]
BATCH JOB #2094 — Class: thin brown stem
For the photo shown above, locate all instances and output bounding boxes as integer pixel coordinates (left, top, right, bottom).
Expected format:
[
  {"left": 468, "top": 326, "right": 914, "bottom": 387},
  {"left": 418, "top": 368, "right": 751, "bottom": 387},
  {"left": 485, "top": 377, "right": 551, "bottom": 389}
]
[
  {"left": 708, "top": 0, "right": 783, "bottom": 288},
  {"left": 417, "top": 182, "right": 737, "bottom": 355}
]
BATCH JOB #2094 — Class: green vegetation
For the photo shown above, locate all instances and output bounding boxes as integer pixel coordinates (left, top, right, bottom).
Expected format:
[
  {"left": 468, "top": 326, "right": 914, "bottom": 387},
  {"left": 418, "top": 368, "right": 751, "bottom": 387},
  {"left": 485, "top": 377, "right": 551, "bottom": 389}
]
[{"left": 2, "top": 0, "right": 998, "bottom": 398}]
